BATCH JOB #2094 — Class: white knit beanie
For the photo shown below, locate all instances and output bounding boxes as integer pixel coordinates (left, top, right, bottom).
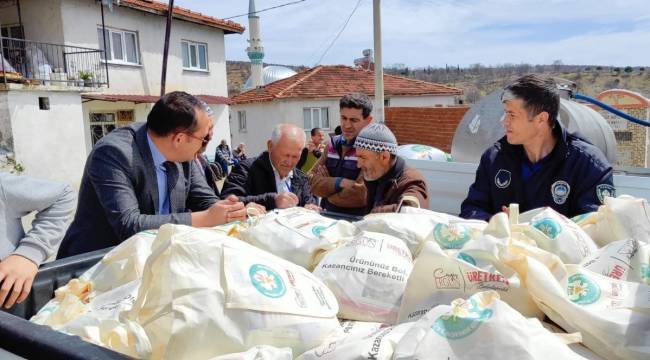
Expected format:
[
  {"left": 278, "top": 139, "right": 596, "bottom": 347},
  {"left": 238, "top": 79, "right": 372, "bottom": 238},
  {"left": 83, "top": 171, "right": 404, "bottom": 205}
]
[{"left": 354, "top": 123, "right": 398, "bottom": 154}]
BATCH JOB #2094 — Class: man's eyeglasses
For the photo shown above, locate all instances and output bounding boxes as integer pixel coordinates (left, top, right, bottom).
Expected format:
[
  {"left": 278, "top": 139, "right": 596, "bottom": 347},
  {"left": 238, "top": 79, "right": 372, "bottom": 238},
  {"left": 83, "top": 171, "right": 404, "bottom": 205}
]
[{"left": 184, "top": 132, "right": 211, "bottom": 147}]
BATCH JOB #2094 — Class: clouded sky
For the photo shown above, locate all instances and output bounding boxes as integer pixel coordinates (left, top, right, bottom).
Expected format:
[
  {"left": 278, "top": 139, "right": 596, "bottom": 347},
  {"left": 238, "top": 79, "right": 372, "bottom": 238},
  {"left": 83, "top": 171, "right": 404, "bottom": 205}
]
[{"left": 175, "top": 0, "right": 650, "bottom": 68}]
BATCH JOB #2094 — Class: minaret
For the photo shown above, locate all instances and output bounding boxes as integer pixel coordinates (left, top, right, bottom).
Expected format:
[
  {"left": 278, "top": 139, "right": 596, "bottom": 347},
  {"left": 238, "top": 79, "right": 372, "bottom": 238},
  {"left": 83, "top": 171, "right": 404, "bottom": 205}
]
[{"left": 247, "top": 0, "right": 264, "bottom": 88}]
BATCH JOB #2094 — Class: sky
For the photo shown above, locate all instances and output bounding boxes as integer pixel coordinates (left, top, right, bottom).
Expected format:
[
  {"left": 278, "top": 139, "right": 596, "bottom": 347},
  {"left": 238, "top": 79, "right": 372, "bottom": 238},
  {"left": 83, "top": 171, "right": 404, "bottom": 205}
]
[{"left": 174, "top": 0, "right": 650, "bottom": 69}]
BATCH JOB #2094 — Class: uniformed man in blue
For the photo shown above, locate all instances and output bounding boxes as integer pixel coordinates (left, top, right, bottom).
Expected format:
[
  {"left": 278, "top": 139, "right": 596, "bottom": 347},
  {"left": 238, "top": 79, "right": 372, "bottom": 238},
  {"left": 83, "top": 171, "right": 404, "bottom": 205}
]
[{"left": 460, "top": 74, "right": 615, "bottom": 221}]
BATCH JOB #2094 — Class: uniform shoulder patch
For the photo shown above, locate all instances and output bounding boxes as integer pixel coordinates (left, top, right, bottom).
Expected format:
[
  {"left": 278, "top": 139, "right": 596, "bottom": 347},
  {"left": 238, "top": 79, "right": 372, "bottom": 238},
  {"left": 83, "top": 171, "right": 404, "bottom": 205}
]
[{"left": 596, "top": 184, "right": 616, "bottom": 204}]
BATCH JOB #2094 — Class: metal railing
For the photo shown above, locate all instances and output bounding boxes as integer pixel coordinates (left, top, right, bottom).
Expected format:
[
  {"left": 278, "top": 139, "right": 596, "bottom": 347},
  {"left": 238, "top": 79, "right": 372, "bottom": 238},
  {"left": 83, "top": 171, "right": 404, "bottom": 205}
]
[{"left": 0, "top": 36, "right": 108, "bottom": 87}]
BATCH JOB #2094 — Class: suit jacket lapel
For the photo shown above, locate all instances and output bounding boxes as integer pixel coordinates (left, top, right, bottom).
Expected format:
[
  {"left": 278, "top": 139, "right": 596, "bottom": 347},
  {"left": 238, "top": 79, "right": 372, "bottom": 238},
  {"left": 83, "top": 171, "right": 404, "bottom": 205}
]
[{"left": 135, "top": 124, "right": 160, "bottom": 213}]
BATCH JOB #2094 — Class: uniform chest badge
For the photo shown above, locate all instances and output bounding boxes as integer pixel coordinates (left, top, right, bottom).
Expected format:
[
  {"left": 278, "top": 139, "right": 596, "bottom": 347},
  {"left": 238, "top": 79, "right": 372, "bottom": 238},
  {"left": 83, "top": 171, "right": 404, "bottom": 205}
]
[
  {"left": 495, "top": 169, "right": 511, "bottom": 189},
  {"left": 551, "top": 180, "right": 571, "bottom": 205}
]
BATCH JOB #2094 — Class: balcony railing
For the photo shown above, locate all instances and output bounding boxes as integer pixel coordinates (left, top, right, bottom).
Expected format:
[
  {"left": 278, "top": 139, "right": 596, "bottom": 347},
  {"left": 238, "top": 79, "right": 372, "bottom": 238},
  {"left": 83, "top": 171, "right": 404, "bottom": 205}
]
[{"left": 0, "top": 36, "right": 108, "bottom": 87}]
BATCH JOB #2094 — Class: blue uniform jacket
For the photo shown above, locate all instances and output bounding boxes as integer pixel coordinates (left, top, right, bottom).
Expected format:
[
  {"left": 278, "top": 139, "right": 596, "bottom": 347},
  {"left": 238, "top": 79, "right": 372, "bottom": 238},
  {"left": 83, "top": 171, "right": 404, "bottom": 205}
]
[{"left": 460, "top": 124, "right": 615, "bottom": 221}]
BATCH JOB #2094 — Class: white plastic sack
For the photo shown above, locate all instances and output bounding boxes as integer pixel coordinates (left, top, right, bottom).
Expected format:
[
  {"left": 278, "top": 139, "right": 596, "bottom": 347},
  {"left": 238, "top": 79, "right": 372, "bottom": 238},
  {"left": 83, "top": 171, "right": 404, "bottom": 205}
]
[
  {"left": 515, "top": 207, "right": 598, "bottom": 264},
  {"left": 397, "top": 240, "right": 542, "bottom": 323},
  {"left": 576, "top": 195, "right": 650, "bottom": 246},
  {"left": 31, "top": 230, "right": 158, "bottom": 356},
  {"left": 121, "top": 224, "right": 341, "bottom": 359},
  {"left": 393, "top": 291, "right": 586, "bottom": 360},
  {"left": 581, "top": 238, "right": 650, "bottom": 285},
  {"left": 298, "top": 321, "right": 412, "bottom": 360},
  {"left": 240, "top": 207, "right": 357, "bottom": 269},
  {"left": 208, "top": 346, "right": 292, "bottom": 360},
  {"left": 355, "top": 208, "right": 487, "bottom": 257},
  {"left": 312, "top": 231, "right": 413, "bottom": 324},
  {"left": 503, "top": 251, "right": 650, "bottom": 360}
]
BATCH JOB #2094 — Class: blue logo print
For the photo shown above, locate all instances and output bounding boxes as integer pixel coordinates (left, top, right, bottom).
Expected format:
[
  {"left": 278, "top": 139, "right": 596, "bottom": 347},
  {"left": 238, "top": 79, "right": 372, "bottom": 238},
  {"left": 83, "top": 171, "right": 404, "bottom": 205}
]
[
  {"left": 434, "top": 223, "right": 472, "bottom": 249},
  {"left": 249, "top": 264, "right": 286, "bottom": 298},
  {"left": 311, "top": 222, "right": 337, "bottom": 236},
  {"left": 532, "top": 218, "right": 562, "bottom": 239},
  {"left": 457, "top": 252, "right": 477, "bottom": 266},
  {"left": 567, "top": 273, "right": 601, "bottom": 305}
]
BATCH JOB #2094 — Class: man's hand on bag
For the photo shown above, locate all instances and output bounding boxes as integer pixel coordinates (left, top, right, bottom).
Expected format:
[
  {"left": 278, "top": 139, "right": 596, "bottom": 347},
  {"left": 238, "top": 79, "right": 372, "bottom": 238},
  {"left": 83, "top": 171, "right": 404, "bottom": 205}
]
[
  {"left": 275, "top": 192, "right": 299, "bottom": 209},
  {"left": 245, "top": 202, "right": 266, "bottom": 216},
  {"left": 304, "top": 203, "right": 322, "bottom": 212},
  {"left": 0, "top": 255, "right": 38, "bottom": 309},
  {"left": 208, "top": 195, "right": 247, "bottom": 224}
]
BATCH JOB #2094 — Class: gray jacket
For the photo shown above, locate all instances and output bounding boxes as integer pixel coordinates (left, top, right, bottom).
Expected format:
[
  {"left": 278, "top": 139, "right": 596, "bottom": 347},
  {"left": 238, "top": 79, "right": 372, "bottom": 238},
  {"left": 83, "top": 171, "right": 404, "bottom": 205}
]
[
  {"left": 0, "top": 172, "right": 76, "bottom": 265},
  {"left": 58, "top": 123, "right": 219, "bottom": 258}
]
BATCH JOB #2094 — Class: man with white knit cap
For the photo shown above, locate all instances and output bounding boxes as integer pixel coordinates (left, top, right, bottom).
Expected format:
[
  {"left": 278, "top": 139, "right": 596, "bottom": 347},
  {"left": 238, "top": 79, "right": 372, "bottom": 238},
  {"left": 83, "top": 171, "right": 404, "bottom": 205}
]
[{"left": 353, "top": 123, "right": 429, "bottom": 213}]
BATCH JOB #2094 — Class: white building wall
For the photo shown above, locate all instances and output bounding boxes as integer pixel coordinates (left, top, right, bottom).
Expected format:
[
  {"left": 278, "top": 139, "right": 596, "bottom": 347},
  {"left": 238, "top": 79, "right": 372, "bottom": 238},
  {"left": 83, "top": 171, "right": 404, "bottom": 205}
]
[
  {"left": 231, "top": 99, "right": 342, "bottom": 156},
  {"left": 59, "top": 0, "right": 229, "bottom": 97},
  {"left": 388, "top": 95, "right": 456, "bottom": 107},
  {"left": 5, "top": 89, "right": 87, "bottom": 188},
  {"left": 206, "top": 104, "right": 230, "bottom": 159},
  {"left": 0, "top": 0, "right": 66, "bottom": 45}
]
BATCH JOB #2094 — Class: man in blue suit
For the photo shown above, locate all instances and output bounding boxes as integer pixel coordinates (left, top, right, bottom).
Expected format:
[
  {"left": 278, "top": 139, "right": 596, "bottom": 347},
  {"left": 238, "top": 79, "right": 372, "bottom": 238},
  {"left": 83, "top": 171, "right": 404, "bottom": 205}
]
[{"left": 58, "top": 92, "right": 246, "bottom": 258}]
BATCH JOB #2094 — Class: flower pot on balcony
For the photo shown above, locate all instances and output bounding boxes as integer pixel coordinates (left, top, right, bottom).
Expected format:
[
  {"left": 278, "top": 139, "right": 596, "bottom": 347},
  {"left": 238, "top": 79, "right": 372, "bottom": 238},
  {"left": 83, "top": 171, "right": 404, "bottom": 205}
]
[{"left": 83, "top": 79, "right": 93, "bottom": 87}]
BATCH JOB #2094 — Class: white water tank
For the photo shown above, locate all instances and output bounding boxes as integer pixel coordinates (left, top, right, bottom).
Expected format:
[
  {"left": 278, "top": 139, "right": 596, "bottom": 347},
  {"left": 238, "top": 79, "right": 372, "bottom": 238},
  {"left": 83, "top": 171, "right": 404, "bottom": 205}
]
[{"left": 451, "top": 90, "right": 617, "bottom": 163}]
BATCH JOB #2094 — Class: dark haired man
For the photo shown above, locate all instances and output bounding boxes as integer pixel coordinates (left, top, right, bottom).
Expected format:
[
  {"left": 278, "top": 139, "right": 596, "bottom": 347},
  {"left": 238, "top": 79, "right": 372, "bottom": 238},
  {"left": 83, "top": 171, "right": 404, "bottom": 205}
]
[
  {"left": 58, "top": 92, "right": 247, "bottom": 258},
  {"left": 310, "top": 93, "right": 374, "bottom": 215},
  {"left": 460, "top": 74, "right": 614, "bottom": 221}
]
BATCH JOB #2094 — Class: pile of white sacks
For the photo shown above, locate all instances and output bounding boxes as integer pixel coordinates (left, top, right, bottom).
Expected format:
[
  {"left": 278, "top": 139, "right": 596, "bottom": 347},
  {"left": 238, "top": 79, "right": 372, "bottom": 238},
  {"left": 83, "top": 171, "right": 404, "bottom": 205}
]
[{"left": 31, "top": 197, "right": 650, "bottom": 359}]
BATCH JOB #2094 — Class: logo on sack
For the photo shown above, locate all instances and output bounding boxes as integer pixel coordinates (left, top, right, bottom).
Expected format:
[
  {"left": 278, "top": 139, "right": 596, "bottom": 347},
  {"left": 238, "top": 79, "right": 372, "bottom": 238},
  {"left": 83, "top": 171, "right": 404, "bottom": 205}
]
[
  {"left": 596, "top": 184, "right": 615, "bottom": 204},
  {"left": 567, "top": 273, "right": 601, "bottom": 305},
  {"left": 433, "top": 268, "right": 461, "bottom": 289},
  {"left": 551, "top": 180, "right": 571, "bottom": 205},
  {"left": 433, "top": 223, "right": 472, "bottom": 249},
  {"left": 249, "top": 264, "right": 286, "bottom": 298},
  {"left": 531, "top": 218, "right": 562, "bottom": 239},
  {"left": 457, "top": 252, "right": 477, "bottom": 266},
  {"left": 641, "top": 263, "right": 650, "bottom": 284},
  {"left": 432, "top": 298, "right": 493, "bottom": 339},
  {"left": 494, "top": 169, "right": 511, "bottom": 189}
]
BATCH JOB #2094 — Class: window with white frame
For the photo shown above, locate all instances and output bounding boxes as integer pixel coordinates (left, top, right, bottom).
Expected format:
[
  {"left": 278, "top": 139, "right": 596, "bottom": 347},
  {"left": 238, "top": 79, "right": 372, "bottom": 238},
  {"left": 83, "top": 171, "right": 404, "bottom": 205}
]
[
  {"left": 303, "top": 107, "right": 329, "bottom": 130},
  {"left": 181, "top": 40, "right": 208, "bottom": 71},
  {"left": 89, "top": 112, "right": 117, "bottom": 146},
  {"left": 97, "top": 27, "right": 140, "bottom": 65},
  {"left": 237, "top": 110, "right": 247, "bottom": 132}
]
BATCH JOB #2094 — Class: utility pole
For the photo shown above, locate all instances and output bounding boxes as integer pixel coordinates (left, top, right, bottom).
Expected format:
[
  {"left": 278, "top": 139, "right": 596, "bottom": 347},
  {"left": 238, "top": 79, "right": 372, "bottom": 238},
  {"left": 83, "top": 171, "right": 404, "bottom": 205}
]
[
  {"left": 160, "top": 0, "right": 174, "bottom": 96},
  {"left": 373, "top": 0, "right": 384, "bottom": 123}
]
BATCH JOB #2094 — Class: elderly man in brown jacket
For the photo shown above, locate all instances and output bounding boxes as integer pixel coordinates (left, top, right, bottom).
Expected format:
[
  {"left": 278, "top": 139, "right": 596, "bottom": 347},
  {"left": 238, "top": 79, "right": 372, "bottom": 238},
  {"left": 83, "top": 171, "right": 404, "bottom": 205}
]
[{"left": 351, "top": 123, "right": 429, "bottom": 213}]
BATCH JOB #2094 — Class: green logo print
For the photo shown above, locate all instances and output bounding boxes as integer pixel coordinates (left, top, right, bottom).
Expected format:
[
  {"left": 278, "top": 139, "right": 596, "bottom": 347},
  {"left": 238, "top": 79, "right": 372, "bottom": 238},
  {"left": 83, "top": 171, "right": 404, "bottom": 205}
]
[
  {"left": 567, "top": 273, "right": 601, "bottom": 305},
  {"left": 432, "top": 298, "right": 493, "bottom": 339},
  {"left": 434, "top": 223, "right": 472, "bottom": 249},
  {"left": 532, "top": 218, "right": 562, "bottom": 239},
  {"left": 249, "top": 264, "right": 286, "bottom": 298}
]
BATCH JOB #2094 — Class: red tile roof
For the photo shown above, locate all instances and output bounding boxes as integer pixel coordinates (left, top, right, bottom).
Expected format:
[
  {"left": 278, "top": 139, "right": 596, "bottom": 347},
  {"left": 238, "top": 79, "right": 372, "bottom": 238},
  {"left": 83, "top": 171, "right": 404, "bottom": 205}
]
[
  {"left": 82, "top": 93, "right": 231, "bottom": 105},
  {"left": 231, "top": 65, "right": 463, "bottom": 104},
  {"left": 119, "top": 0, "right": 244, "bottom": 34}
]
